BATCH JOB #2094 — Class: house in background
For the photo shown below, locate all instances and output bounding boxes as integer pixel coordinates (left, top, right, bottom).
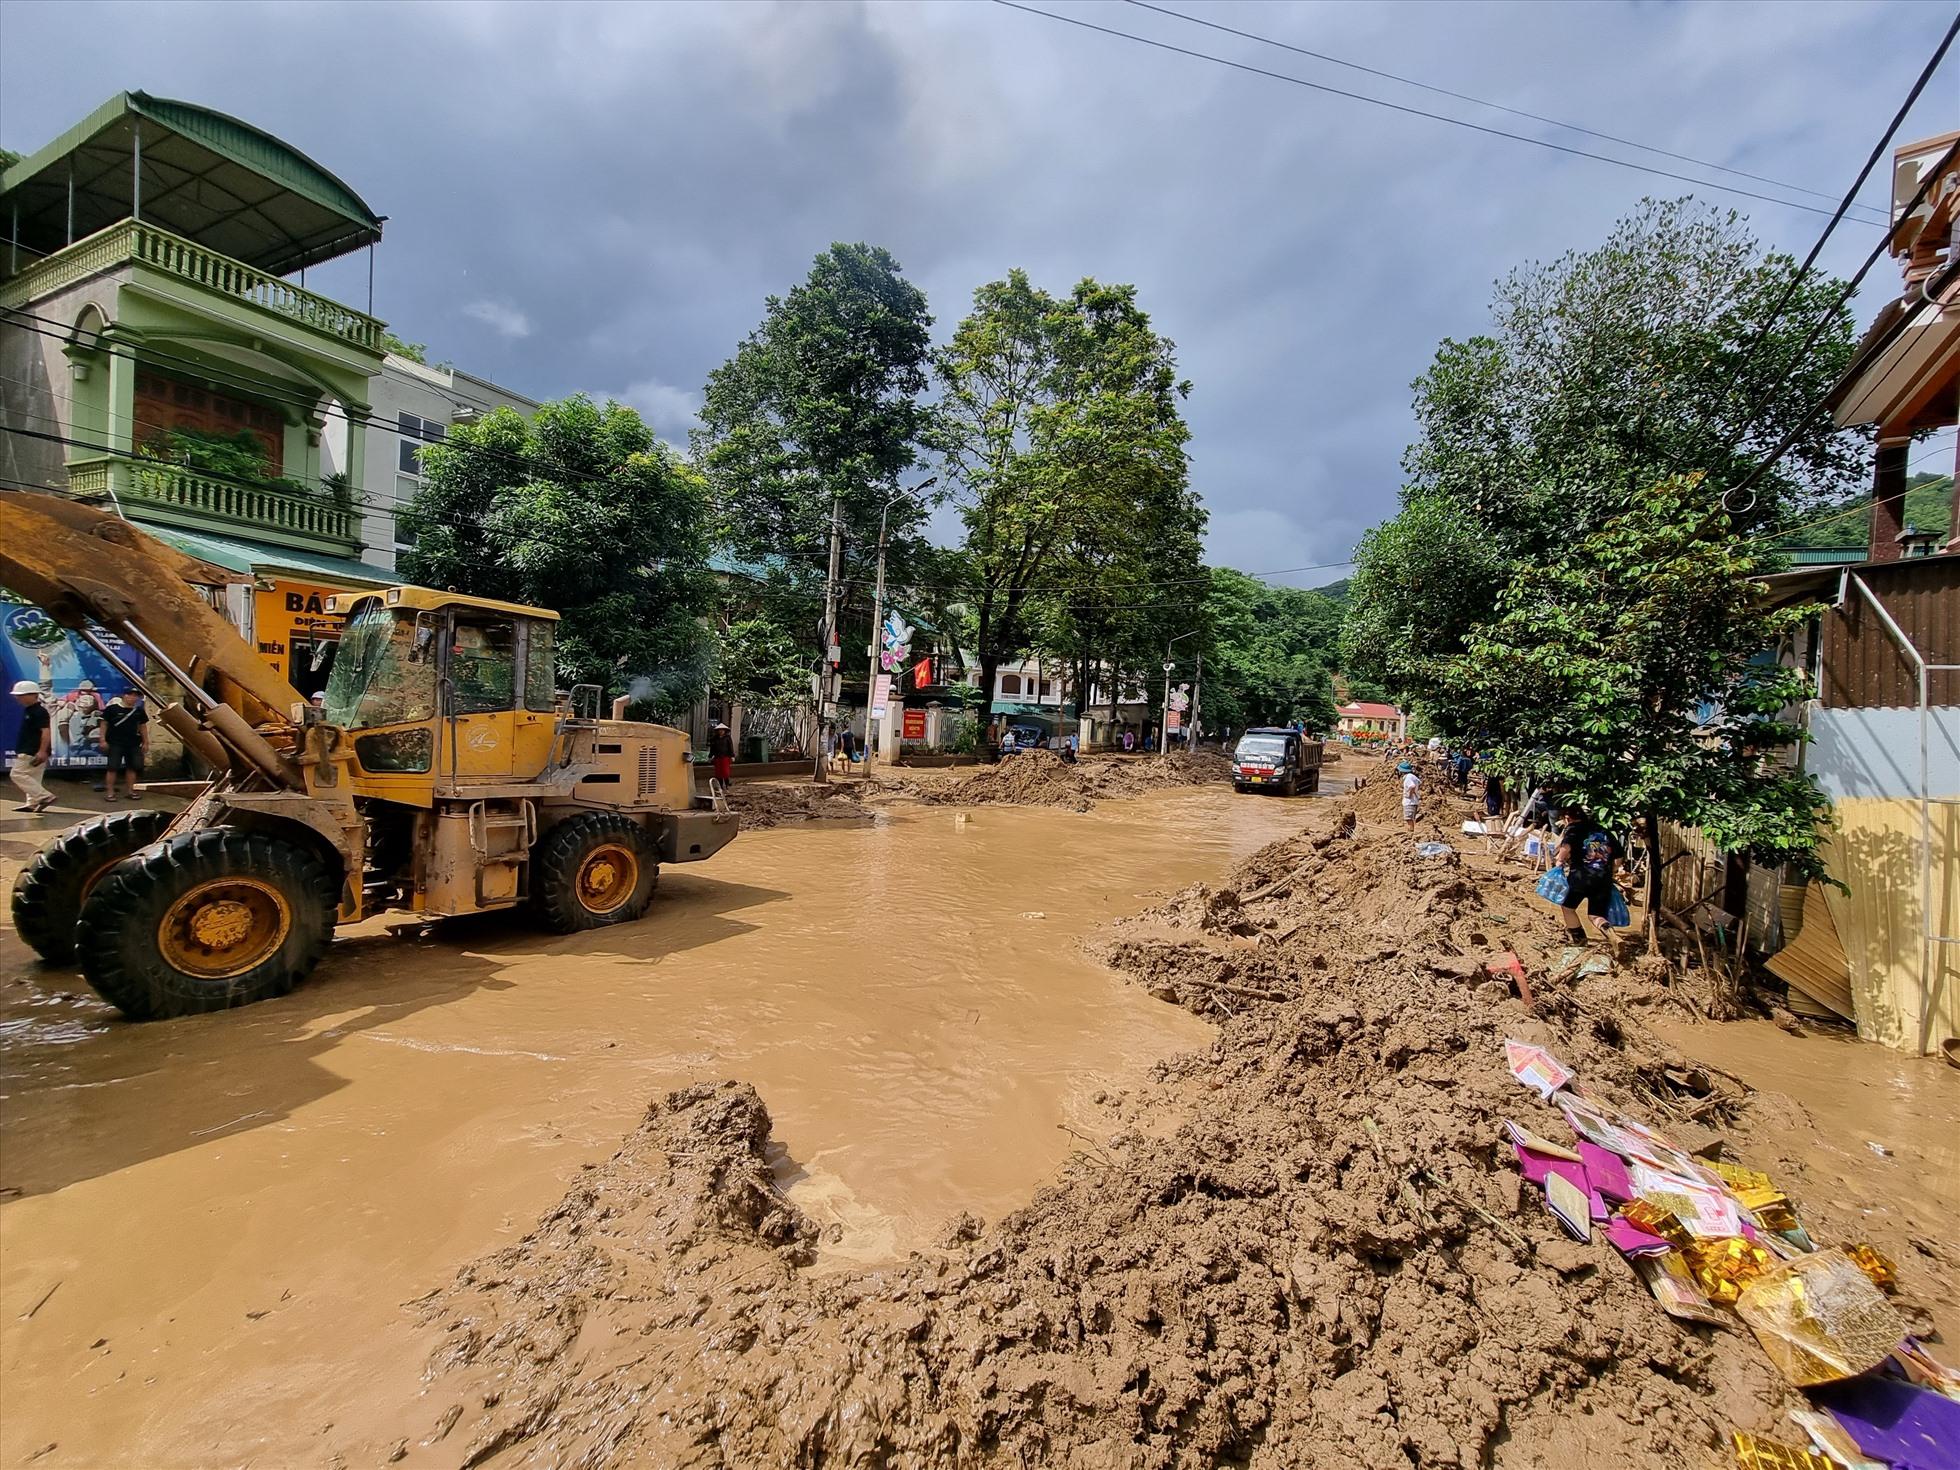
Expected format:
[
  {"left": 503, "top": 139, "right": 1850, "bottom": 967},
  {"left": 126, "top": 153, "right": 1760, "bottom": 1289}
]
[
  {"left": 2, "top": 92, "right": 541, "bottom": 701},
  {"left": 1335, "top": 700, "right": 1405, "bottom": 742},
  {"left": 1, "top": 91, "right": 395, "bottom": 698}
]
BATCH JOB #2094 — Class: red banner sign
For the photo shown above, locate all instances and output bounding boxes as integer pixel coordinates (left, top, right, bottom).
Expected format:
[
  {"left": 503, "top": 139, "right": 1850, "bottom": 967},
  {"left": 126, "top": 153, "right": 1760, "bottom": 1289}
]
[{"left": 902, "top": 709, "right": 927, "bottom": 740}]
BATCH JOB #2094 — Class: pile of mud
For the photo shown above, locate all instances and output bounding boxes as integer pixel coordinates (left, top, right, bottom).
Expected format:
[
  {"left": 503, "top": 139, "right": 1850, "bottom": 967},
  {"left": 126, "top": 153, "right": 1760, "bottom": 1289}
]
[
  {"left": 925, "top": 748, "right": 1234, "bottom": 812},
  {"left": 397, "top": 785, "right": 1955, "bottom": 1469},
  {"left": 723, "top": 777, "right": 873, "bottom": 829}
]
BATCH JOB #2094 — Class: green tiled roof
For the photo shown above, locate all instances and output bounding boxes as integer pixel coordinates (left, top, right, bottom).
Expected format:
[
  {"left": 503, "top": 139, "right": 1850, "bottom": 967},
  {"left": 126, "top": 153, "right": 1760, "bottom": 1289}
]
[{"left": 144, "top": 525, "right": 391, "bottom": 586}]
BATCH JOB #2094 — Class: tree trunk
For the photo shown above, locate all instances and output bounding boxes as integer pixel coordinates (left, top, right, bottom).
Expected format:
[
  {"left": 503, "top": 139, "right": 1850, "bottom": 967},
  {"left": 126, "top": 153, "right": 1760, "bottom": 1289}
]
[
  {"left": 977, "top": 650, "right": 1002, "bottom": 757},
  {"left": 1645, "top": 811, "right": 1664, "bottom": 957}
]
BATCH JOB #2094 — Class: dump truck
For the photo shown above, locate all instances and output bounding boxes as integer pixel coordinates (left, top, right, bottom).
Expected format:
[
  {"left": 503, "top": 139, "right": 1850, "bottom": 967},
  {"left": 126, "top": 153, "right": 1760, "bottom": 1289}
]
[
  {"left": 3, "top": 496, "right": 737, "bottom": 1020},
  {"left": 1230, "top": 727, "right": 1323, "bottom": 795}
]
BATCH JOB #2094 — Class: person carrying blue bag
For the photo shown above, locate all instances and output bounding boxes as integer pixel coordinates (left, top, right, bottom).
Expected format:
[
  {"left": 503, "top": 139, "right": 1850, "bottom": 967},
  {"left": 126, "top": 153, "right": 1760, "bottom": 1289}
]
[{"left": 1536, "top": 806, "right": 1624, "bottom": 943}]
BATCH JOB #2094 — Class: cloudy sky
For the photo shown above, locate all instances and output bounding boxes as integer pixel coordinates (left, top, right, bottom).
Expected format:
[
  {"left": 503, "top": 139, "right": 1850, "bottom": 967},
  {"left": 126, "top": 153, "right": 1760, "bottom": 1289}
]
[{"left": 3, "top": 0, "right": 1953, "bottom": 582}]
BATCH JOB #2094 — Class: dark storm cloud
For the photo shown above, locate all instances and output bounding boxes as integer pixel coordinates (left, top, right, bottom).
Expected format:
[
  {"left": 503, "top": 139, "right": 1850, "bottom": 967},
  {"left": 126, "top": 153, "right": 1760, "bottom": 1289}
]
[{"left": 3, "top": 0, "right": 1950, "bottom": 580}]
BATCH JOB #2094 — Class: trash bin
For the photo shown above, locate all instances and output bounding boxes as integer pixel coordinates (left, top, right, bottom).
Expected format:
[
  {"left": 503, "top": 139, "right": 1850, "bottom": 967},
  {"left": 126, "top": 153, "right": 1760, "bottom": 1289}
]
[{"left": 741, "top": 735, "right": 771, "bottom": 764}]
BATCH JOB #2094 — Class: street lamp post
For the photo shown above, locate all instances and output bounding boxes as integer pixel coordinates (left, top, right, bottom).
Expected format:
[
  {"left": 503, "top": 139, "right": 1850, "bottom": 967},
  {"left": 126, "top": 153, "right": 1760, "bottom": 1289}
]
[
  {"left": 1161, "top": 629, "right": 1197, "bottom": 757},
  {"left": 864, "top": 476, "right": 936, "bottom": 775}
]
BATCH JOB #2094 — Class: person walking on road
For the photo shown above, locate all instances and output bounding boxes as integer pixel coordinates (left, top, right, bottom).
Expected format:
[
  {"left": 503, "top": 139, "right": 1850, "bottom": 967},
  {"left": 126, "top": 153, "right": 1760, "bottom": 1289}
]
[
  {"left": 99, "top": 688, "right": 148, "bottom": 800},
  {"left": 1398, "top": 760, "right": 1420, "bottom": 833},
  {"left": 708, "top": 720, "right": 735, "bottom": 788},
  {"left": 10, "top": 679, "right": 54, "bottom": 813}
]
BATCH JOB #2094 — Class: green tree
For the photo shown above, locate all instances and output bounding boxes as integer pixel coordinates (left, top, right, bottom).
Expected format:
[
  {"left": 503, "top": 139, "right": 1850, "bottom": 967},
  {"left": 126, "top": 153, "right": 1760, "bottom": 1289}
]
[
  {"left": 398, "top": 395, "right": 712, "bottom": 713},
  {"left": 936, "top": 271, "right": 1195, "bottom": 727},
  {"left": 1202, "top": 568, "right": 1340, "bottom": 734},
  {"left": 1350, "top": 198, "right": 1867, "bottom": 705},
  {"left": 1429, "top": 477, "right": 1832, "bottom": 943},
  {"left": 693, "top": 243, "right": 935, "bottom": 727},
  {"left": 1776, "top": 470, "right": 1952, "bottom": 550},
  {"left": 1339, "top": 494, "right": 1509, "bottom": 711}
]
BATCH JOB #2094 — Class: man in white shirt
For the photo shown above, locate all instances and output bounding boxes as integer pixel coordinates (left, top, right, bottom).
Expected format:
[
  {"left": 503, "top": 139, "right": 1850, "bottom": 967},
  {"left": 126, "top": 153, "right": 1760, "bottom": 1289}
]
[{"left": 1398, "top": 760, "right": 1420, "bottom": 832}]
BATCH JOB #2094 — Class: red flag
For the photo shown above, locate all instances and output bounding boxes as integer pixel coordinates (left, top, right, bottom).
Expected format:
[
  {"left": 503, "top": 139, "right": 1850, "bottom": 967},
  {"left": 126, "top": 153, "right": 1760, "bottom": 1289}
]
[{"left": 913, "top": 656, "right": 933, "bottom": 687}]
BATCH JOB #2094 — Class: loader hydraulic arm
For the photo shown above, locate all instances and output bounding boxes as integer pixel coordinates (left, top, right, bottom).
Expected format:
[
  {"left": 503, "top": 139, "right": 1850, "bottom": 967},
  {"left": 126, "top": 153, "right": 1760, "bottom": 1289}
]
[{"left": 0, "top": 494, "right": 311, "bottom": 788}]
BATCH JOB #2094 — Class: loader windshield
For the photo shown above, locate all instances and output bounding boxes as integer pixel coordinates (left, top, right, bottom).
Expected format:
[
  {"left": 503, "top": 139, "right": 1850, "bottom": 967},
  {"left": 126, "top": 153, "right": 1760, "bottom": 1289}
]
[{"left": 321, "top": 604, "right": 437, "bottom": 729}]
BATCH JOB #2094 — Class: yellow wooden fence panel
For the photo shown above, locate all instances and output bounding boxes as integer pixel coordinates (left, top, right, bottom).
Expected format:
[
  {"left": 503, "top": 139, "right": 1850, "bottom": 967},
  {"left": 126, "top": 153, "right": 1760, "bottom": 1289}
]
[{"left": 1820, "top": 796, "right": 1960, "bottom": 1054}]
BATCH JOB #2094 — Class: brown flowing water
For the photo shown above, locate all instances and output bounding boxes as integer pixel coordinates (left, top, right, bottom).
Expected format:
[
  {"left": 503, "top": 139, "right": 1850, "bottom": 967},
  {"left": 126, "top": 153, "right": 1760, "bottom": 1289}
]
[{"left": 0, "top": 782, "right": 1315, "bottom": 1468}]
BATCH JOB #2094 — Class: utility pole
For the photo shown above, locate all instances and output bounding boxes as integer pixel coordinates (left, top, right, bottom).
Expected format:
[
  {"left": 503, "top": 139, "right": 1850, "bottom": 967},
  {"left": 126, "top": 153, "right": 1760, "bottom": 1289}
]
[
  {"left": 863, "top": 477, "right": 934, "bottom": 776},
  {"left": 814, "top": 490, "right": 842, "bottom": 785},
  {"left": 1191, "top": 652, "right": 1202, "bottom": 749},
  {"left": 1161, "top": 659, "right": 1174, "bottom": 755},
  {"left": 865, "top": 502, "right": 891, "bottom": 776},
  {"left": 1162, "top": 629, "right": 1196, "bottom": 757}
]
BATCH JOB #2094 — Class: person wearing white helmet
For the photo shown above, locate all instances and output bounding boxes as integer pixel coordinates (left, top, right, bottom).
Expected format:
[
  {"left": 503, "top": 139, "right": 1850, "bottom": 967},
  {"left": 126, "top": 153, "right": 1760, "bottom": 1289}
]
[{"left": 10, "top": 678, "right": 55, "bottom": 813}]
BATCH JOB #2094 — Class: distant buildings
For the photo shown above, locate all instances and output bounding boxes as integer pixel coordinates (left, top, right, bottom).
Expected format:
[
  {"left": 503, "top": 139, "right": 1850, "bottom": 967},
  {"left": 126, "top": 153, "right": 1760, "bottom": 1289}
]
[{"left": 1335, "top": 701, "right": 1404, "bottom": 741}]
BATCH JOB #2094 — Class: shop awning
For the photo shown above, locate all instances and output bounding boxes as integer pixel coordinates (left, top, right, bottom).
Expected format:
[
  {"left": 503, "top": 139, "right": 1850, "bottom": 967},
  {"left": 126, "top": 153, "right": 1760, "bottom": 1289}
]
[
  {"left": 990, "top": 701, "right": 1074, "bottom": 721},
  {"left": 144, "top": 525, "right": 392, "bottom": 588}
]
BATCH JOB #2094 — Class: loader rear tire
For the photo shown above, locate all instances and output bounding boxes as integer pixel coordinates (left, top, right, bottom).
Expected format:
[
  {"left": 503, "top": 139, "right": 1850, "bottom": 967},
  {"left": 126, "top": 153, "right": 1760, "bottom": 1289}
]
[
  {"left": 11, "top": 809, "right": 173, "bottom": 963},
  {"left": 77, "top": 829, "right": 336, "bottom": 1020},
  {"left": 531, "top": 813, "right": 657, "bottom": 933}
]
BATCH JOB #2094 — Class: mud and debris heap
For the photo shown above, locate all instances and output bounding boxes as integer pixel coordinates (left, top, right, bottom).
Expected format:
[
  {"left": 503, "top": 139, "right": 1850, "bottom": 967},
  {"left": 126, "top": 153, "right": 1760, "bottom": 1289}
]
[
  {"left": 721, "top": 778, "right": 873, "bottom": 829},
  {"left": 403, "top": 774, "right": 1955, "bottom": 1469},
  {"left": 925, "top": 748, "right": 1235, "bottom": 812}
]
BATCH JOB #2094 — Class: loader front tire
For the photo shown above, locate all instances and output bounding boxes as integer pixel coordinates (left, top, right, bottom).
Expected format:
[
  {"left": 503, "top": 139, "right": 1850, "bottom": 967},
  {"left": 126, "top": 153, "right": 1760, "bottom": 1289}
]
[
  {"left": 532, "top": 813, "right": 657, "bottom": 933},
  {"left": 12, "top": 809, "right": 173, "bottom": 963},
  {"left": 77, "top": 829, "right": 337, "bottom": 1020}
]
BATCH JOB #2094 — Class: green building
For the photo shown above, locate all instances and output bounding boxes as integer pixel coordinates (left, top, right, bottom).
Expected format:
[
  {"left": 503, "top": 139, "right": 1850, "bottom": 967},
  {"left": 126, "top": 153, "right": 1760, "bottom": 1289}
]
[{"left": 1, "top": 91, "right": 387, "bottom": 581}]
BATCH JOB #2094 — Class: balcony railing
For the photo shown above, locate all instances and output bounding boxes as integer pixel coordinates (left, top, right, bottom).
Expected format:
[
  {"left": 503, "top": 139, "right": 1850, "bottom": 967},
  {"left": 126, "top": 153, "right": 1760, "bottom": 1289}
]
[
  {"left": 66, "top": 457, "right": 362, "bottom": 555},
  {"left": 1, "top": 219, "right": 384, "bottom": 354}
]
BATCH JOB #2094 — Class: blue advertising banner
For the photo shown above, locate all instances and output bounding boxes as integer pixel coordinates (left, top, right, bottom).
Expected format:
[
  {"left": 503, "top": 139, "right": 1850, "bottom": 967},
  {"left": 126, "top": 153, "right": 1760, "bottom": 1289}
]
[{"left": 0, "top": 598, "right": 146, "bottom": 767}]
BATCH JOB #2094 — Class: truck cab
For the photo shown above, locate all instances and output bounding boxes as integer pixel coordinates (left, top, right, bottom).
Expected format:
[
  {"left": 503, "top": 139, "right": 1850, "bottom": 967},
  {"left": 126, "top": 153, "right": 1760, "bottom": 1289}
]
[{"left": 1232, "top": 727, "right": 1323, "bottom": 796}]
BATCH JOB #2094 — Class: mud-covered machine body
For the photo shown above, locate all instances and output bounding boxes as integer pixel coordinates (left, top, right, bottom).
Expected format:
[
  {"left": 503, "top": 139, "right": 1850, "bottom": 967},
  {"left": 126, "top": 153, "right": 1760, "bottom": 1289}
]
[{"left": 4, "top": 497, "right": 736, "bottom": 1019}]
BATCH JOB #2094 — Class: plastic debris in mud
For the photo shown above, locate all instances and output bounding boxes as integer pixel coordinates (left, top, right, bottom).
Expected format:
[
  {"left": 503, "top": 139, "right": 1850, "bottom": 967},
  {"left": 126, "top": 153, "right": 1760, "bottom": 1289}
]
[
  {"left": 1497, "top": 1037, "right": 1960, "bottom": 1406},
  {"left": 1415, "top": 841, "right": 1454, "bottom": 859},
  {"left": 1736, "top": 1253, "right": 1906, "bottom": 1388},
  {"left": 1812, "top": 1363, "right": 1960, "bottom": 1469},
  {"left": 1504, "top": 1038, "right": 1571, "bottom": 1099},
  {"left": 1730, "top": 1430, "right": 1838, "bottom": 1470}
]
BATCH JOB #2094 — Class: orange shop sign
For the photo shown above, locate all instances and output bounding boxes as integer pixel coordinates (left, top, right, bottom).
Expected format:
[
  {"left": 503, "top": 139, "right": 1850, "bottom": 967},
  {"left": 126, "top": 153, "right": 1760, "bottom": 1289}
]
[{"left": 253, "top": 578, "right": 357, "bottom": 679}]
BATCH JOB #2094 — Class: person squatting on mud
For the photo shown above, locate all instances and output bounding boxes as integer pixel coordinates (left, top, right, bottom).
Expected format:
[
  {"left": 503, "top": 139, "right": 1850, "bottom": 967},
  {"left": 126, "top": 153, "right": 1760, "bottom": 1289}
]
[{"left": 1553, "top": 806, "right": 1621, "bottom": 941}]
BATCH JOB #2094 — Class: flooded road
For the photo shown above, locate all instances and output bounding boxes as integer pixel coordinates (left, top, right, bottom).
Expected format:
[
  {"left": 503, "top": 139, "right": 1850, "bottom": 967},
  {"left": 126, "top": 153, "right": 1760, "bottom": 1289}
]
[{"left": 0, "top": 781, "right": 1317, "bottom": 1468}]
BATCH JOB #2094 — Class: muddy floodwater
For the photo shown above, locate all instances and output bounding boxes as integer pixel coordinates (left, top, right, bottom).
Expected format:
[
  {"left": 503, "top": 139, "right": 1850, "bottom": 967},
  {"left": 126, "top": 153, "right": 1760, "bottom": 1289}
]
[{"left": 0, "top": 782, "right": 1316, "bottom": 1468}]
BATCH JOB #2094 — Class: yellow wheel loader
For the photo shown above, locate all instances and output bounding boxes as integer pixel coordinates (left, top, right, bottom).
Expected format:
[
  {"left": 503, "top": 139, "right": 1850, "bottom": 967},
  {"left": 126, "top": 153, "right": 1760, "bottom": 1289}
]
[{"left": 3, "top": 497, "right": 737, "bottom": 1020}]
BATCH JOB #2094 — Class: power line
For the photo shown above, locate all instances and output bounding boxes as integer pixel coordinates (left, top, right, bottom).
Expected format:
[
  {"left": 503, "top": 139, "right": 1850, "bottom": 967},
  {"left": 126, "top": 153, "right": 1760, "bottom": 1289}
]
[
  {"left": 0, "top": 424, "right": 1343, "bottom": 610},
  {"left": 1709, "top": 130, "right": 1960, "bottom": 494},
  {"left": 991, "top": 0, "right": 1892, "bottom": 222},
  {"left": 1123, "top": 0, "right": 1893, "bottom": 223},
  {"left": 1716, "top": 12, "right": 1960, "bottom": 423}
]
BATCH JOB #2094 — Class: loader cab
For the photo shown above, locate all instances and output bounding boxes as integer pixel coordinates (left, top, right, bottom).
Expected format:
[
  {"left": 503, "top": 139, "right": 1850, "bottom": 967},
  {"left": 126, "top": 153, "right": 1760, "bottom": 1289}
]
[{"left": 320, "top": 587, "right": 560, "bottom": 799}]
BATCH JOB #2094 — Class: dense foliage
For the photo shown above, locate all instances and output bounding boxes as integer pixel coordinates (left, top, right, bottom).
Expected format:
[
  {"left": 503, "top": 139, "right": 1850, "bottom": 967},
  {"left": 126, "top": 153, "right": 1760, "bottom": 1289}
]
[
  {"left": 935, "top": 270, "right": 1201, "bottom": 725},
  {"left": 399, "top": 395, "right": 713, "bottom": 713},
  {"left": 1346, "top": 198, "right": 1866, "bottom": 708},
  {"left": 1200, "top": 568, "right": 1340, "bottom": 735},
  {"left": 1428, "top": 477, "right": 1832, "bottom": 882},
  {"left": 1338, "top": 198, "right": 1854, "bottom": 900},
  {"left": 695, "top": 242, "right": 935, "bottom": 649}
]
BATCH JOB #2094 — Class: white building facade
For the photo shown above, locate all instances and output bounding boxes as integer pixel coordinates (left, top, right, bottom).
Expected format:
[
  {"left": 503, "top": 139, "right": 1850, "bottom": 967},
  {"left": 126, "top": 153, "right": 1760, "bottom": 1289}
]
[{"left": 361, "top": 354, "right": 540, "bottom": 573}]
